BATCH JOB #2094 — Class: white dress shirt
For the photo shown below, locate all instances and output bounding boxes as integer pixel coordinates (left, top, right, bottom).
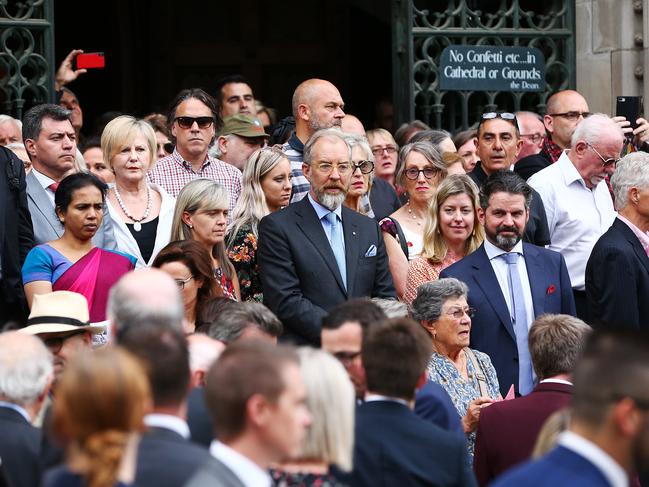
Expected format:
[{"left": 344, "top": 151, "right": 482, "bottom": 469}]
[
  {"left": 557, "top": 431, "right": 628, "bottom": 487},
  {"left": 144, "top": 413, "right": 190, "bottom": 439},
  {"left": 32, "top": 168, "right": 57, "bottom": 206},
  {"left": 210, "top": 440, "right": 271, "bottom": 487},
  {"left": 528, "top": 151, "right": 616, "bottom": 290}
]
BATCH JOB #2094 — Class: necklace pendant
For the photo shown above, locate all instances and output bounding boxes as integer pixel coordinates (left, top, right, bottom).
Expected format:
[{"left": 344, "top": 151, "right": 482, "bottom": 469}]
[{"left": 133, "top": 222, "right": 142, "bottom": 232}]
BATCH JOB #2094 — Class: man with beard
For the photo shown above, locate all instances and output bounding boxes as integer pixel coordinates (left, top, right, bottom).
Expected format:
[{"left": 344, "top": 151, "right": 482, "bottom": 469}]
[
  {"left": 283, "top": 78, "right": 346, "bottom": 203},
  {"left": 258, "top": 129, "right": 395, "bottom": 345},
  {"left": 441, "top": 171, "right": 575, "bottom": 397}
]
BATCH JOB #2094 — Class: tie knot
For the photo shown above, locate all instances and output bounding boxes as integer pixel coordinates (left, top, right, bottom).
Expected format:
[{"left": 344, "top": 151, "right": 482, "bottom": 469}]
[
  {"left": 501, "top": 252, "right": 520, "bottom": 265},
  {"left": 325, "top": 212, "right": 338, "bottom": 225},
  {"left": 48, "top": 182, "right": 59, "bottom": 193}
]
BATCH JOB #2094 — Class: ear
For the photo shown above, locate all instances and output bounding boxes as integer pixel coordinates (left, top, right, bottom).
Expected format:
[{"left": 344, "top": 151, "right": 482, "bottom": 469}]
[
  {"left": 474, "top": 138, "right": 484, "bottom": 161},
  {"left": 477, "top": 206, "right": 486, "bottom": 226},
  {"left": 630, "top": 187, "right": 640, "bottom": 204},
  {"left": 246, "top": 393, "right": 271, "bottom": 429},
  {"left": 514, "top": 137, "right": 523, "bottom": 158},
  {"left": 181, "top": 210, "right": 194, "bottom": 228},
  {"left": 297, "top": 103, "right": 310, "bottom": 122},
  {"left": 171, "top": 121, "right": 178, "bottom": 139},
  {"left": 55, "top": 205, "right": 65, "bottom": 224},
  {"left": 190, "top": 370, "right": 205, "bottom": 389},
  {"left": 612, "top": 398, "right": 643, "bottom": 437},
  {"left": 217, "top": 136, "right": 228, "bottom": 155},
  {"left": 24, "top": 138, "right": 37, "bottom": 159},
  {"left": 543, "top": 114, "right": 554, "bottom": 133},
  {"left": 573, "top": 140, "right": 588, "bottom": 157},
  {"left": 420, "top": 319, "right": 436, "bottom": 336},
  {"left": 302, "top": 162, "right": 312, "bottom": 183}
]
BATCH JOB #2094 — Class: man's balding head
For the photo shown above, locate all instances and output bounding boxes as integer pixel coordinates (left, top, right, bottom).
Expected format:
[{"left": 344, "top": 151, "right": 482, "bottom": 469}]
[
  {"left": 544, "top": 90, "right": 590, "bottom": 150},
  {"left": 341, "top": 114, "right": 366, "bottom": 136},
  {"left": 292, "top": 79, "right": 345, "bottom": 138}
]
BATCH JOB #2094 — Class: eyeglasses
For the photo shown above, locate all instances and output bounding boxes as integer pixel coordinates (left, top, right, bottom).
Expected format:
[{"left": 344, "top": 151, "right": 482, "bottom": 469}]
[
  {"left": 520, "top": 133, "right": 544, "bottom": 143},
  {"left": 586, "top": 142, "right": 620, "bottom": 168},
  {"left": 352, "top": 160, "right": 374, "bottom": 174},
  {"left": 480, "top": 112, "right": 520, "bottom": 131},
  {"left": 313, "top": 162, "right": 352, "bottom": 175},
  {"left": 174, "top": 116, "right": 214, "bottom": 129},
  {"left": 42, "top": 330, "right": 87, "bottom": 354},
  {"left": 333, "top": 350, "right": 362, "bottom": 366},
  {"left": 174, "top": 275, "right": 194, "bottom": 290},
  {"left": 445, "top": 306, "right": 476, "bottom": 320},
  {"left": 163, "top": 142, "right": 174, "bottom": 154},
  {"left": 404, "top": 167, "right": 440, "bottom": 180},
  {"left": 548, "top": 111, "right": 591, "bottom": 121},
  {"left": 371, "top": 145, "right": 398, "bottom": 156}
]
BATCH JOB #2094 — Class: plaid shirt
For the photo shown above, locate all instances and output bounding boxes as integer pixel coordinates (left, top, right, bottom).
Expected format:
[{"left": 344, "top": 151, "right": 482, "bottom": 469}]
[
  {"left": 147, "top": 149, "right": 242, "bottom": 222},
  {"left": 541, "top": 134, "right": 564, "bottom": 163},
  {"left": 283, "top": 133, "right": 310, "bottom": 203}
]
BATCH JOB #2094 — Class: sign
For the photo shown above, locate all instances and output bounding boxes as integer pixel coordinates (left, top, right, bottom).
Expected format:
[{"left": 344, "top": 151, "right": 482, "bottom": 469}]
[{"left": 439, "top": 45, "right": 545, "bottom": 92}]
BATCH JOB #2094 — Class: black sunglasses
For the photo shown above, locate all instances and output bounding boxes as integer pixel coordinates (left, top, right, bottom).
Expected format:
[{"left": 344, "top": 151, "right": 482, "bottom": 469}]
[
  {"left": 163, "top": 142, "right": 174, "bottom": 154},
  {"left": 174, "top": 116, "right": 214, "bottom": 129},
  {"left": 479, "top": 112, "right": 520, "bottom": 132},
  {"left": 352, "top": 160, "right": 374, "bottom": 174}
]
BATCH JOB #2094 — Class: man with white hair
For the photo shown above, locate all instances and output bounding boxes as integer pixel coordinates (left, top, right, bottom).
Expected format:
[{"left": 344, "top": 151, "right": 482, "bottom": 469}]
[
  {"left": 0, "top": 331, "right": 53, "bottom": 487},
  {"left": 529, "top": 114, "right": 624, "bottom": 321},
  {"left": 0, "top": 115, "right": 22, "bottom": 146}
]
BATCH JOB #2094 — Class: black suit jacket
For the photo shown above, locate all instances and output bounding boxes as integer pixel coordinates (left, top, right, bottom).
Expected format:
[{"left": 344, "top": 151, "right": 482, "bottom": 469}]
[
  {"left": 369, "top": 178, "right": 401, "bottom": 221},
  {"left": 258, "top": 197, "right": 395, "bottom": 345},
  {"left": 135, "top": 426, "right": 210, "bottom": 487},
  {"left": 187, "top": 387, "right": 214, "bottom": 447},
  {"left": 0, "top": 406, "right": 42, "bottom": 487},
  {"left": 340, "top": 400, "right": 476, "bottom": 487},
  {"left": 514, "top": 152, "right": 552, "bottom": 181},
  {"left": 586, "top": 218, "right": 649, "bottom": 329},
  {"left": 0, "top": 147, "right": 34, "bottom": 324}
]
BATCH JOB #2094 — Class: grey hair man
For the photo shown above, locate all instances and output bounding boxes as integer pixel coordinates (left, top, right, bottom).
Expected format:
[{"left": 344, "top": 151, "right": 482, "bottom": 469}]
[
  {"left": 209, "top": 114, "right": 268, "bottom": 172},
  {"left": 0, "top": 331, "right": 53, "bottom": 487},
  {"left": 474, "top": 314, "right": 591, "bottom": 484},
  {"left": 515, "top": 111, "right": 545, "bottom": 160},
  {"left": 206, "top": 301, "right": 283, "bottom": 344},
  {"left": 0, "top": 114, "right": 22, "bottom": 146}
]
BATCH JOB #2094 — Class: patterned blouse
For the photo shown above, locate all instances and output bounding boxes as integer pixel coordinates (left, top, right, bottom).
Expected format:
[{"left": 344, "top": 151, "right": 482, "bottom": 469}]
[
  {"left": 214, "top": 266, "right": 237, "bottom": 301},
  {"left": 426, "top": 349, "right": 500, "bottom": 460},
  {"left": 403, "top": 251, "right": 461, "bottom": 304},
  {"left": 270, "top": 469, "right": 348, "bottom": 487},
  {"left": 227, "top": 225, "right": 262, "bottom": 302}
]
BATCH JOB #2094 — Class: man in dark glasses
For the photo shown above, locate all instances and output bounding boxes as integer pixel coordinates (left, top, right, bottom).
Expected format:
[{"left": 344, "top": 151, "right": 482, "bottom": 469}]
[
  {"left": 469, "top": 111, "right": 551, "bottom": 247},
  {"left": 148, "top": 88, "right": 242, "bottom": 221}
]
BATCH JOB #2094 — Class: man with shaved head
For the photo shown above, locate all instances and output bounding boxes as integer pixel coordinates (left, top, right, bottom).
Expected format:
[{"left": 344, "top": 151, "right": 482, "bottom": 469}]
[
  {"left": 283, "top": 78, "right": 346, "bottom": 203},
  {"left": 515, "top": 111, "right": 545, "bottom": 161}
]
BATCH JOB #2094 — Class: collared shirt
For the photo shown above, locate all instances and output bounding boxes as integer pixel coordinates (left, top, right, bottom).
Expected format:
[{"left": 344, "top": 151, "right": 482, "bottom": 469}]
[
  {"left": 147, "top": 149, "right": 242, "bottom": 222},
  {"left": 32, "top": 168, "right": 57, "bottom": 206},
  {"left": 557, "top": 431, "right": 628, "bottom": 487},
  {"left": 307, "top": 193, "right": 345, "bottom": 250},
  {"left": 540, "top": 378, "right": 573, "bottom": 386},
  {"left": 364, "top": 394, "right": 410, "bottom": 407},
  {"left": 210, "top": 440, "right": 271, "bottom": 487},
  {"left": 528, "top": 151, "right": 616, "bottom": 290},
  {"left": 541, "top": 134, "right": 564, "bottom": 163},
  {"left": 0, "top": 401, "right": 30, "bottom": 422},
  {"left": 144, "top": 413, "right": 190, "bottom": 439},
  {"left": 484, "top": 239, "right": 535, "bottom": 329},
  {"left": 283, "top": 133, "right": 310, "bottom": 203},
  {"left": 617, "top": 214, "right": 649, "bottom": 256}
]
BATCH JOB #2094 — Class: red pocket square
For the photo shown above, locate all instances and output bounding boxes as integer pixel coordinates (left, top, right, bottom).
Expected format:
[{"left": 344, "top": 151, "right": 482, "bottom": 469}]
[{"left": 546, "top": 285, "right": 556, "bottom": 295}]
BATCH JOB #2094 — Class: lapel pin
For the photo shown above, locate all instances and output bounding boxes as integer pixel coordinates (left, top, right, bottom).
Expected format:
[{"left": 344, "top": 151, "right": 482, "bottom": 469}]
[{"left": 352, "top": 231, "right": 356, "bottom": 236}]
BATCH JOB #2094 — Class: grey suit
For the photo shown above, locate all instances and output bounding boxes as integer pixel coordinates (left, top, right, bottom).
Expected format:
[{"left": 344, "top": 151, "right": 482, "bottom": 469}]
[
  {"left": 184, "top": 456, "right": 245, "bottom": 487},
  {"left": 26, "top": 171, "right": 117, "bottom": 249}
]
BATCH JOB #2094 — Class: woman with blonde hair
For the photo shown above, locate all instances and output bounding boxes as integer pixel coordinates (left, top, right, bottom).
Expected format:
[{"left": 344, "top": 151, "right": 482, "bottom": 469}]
[
  {"left": 44, "top": 347, "right": 150, "bottom": 487},
  {"left": 171, "top": 179, "right": 240, "bottom": 300},
  {"left": 103, "top": 115, "right": 174, "bottom": 267},
  {"left": 366, "top": 128, "right": 398, "bottom": 189},
  {"left": 342, "top": 134, "right": 375, "bottom": 217},
  {"left": 227, "top": 146, "right": 291, "bottom": 302},
  {"left": 271, "top": 347, "right": 355, "bottom": 486},
  {"left": 404, "top": 174, "right": 484, "bottom": 304}
]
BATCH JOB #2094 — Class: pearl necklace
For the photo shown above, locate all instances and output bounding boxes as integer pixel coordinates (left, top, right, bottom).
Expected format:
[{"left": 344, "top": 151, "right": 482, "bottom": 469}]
[
  {"left": 113, "top": 185, "right": 152, "bottom": 232},
  {"left": 406, "top": 201, "right": 423, "bottom": 226}
]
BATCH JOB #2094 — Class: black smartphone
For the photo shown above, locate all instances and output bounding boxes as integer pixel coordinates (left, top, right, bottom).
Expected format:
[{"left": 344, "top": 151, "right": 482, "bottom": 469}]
[{"left": 616, "top": 96, "right": 643, "bottom": 130}]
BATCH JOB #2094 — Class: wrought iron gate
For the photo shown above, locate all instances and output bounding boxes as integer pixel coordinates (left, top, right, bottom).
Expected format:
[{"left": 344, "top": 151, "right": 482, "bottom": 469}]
[{"left": 392, "top": 0, "right": 576, "bottom": 132}]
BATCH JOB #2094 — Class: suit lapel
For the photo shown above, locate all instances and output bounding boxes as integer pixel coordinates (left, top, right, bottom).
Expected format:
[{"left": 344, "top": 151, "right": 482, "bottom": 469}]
[
  {"left": 615, "top": 219, "right": 649, "bottom": 276},
  {"left": 26, "top": 172, "right": 62, "bottom": 237},
  {"left": 295, "top": 198, "right": 347, "bottom": 294},
  {"left": 471, "top": 246, "right": 516, "bottom": 341},
  {"left": 342, "top": 207, "right": 359, "bottom": 296},
  {"left": 523, "top": 244, "right": 547, "bottom": 316}
]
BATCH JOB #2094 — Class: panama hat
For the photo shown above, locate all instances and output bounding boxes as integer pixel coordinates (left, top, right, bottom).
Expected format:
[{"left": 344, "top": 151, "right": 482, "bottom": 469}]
[{"left": 20, "top": 291, "right": 106, "bottom": 335}]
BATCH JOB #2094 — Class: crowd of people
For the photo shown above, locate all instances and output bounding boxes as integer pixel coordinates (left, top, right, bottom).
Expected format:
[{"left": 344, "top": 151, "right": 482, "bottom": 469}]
[{"left": 1, "top": 51, "right": 649, "bottom": 487}]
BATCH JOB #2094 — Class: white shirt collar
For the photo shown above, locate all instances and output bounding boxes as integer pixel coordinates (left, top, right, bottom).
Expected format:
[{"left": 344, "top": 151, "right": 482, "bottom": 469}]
[
  {"left": 558, "top": 431, "right": 628, "bottom": 487},
  {"left": 540, "top": 378, "right": 573, "bottom": 386},
  {"left": 307, "top": 193, "right": 342, "bottom": 221},
  {"left": 364, "top": 394, "right": 409, "bottom": 407},
  {"left": 144, "top": 413, "right": 190, "bottom": 440},
  {"left": 210, "top": 440, "right": 271, "bottom": 487},
  {"left": 0, "top": 401, "right": 31, "bottom": 422},
  {"left": 483, "top": 238, "right": 524, "bottom": 260},
  {"left": 31, "top": 167, "right": 56, "bottom": 189}
]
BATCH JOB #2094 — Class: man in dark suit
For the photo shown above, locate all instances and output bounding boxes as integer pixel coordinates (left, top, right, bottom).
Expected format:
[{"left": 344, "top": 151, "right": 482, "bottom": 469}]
[
  {"left": 339, "top": 318, "right": 476, "bottom": 487},
  {"left": 22, "top": 104, "right": 116, "bottom": 248},
  {"left": 441, "top": 171, "right": 575, "bottom": 396},
  {"left": 0, "top": 146, "right": 33, "bottom": 326},
  {"left": 474, "top": 313, "right": 590, "bottom": 485},
  {"left": 258, "top": 128, "right": 395, "bottom": 345},
  {"left": 118, "top": 324, "right": 210, "bottom": 487},
  {"left": 492, "top": 330, "right": 649, "bottom": 487},
  {"left": 586, "top": 152, "right": 649, "bottom": 330},
  {"left": 0, "top": 332, "right": 52, "bottom": 487}
]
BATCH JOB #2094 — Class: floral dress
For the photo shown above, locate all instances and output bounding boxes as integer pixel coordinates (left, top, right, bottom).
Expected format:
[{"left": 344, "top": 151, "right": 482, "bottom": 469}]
[
  {"left": 227, "top": 225, "right": 262, "bottom": 302},
  {"left": 270, "top": 469, "right": 348, "bottom": 487},
  {"left": 404, "top": 251, "right": 461, "bottom": 304}
]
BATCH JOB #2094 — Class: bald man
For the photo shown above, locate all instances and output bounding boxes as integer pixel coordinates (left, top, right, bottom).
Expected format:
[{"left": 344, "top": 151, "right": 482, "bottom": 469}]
[
  {"left": 515, "top": 111, "right": 545, "bottom": 160},
  {"left": 283, "top": 78, "right": 346, "bottom": 203}
]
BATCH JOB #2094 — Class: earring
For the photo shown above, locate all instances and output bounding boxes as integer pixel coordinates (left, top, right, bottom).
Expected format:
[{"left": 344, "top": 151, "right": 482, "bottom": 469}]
[{"left": 188, "top": 224, "right": 193, "bottom": 229}]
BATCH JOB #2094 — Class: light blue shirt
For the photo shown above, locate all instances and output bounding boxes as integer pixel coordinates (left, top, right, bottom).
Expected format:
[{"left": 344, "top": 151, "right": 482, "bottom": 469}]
[
  {"left": 307, "top": 193, "right": 345, "bottom": 250},
  {"left": 0, "top": 401, "right": 30, "bottom": 422}
]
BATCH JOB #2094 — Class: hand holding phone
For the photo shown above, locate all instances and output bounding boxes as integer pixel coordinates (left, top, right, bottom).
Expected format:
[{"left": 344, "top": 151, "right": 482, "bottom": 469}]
[
  {"left": 74, "top": 52, "right": 105, "bottom": 70},
  {"left": 616, "top": 96, "right": 643, "bottom": 130}
]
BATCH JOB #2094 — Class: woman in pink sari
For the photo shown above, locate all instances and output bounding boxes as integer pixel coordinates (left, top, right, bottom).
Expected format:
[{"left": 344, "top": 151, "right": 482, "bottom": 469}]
[{"left": 22, "top": 173, "right": 136, "bottom": 322}]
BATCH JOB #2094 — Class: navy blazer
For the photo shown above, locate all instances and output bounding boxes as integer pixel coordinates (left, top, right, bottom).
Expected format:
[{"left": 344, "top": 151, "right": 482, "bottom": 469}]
[
  {"left": 490, "top": 445, "right": 612, "bottom": 487},
  {"left": 258, "top": 197, "right": 395, "bottom": 345},
  {"left": 414, "top": 381, "right": 464, "bottom": 437},
  {"left": 440, "top": 243, "right": 575, "bottom": 396},
  {"left": 340, "top": 400, "right": 476, "bottom": 487},
  {"left": 474, "top": 382, "right": 572, "bottom": 486},
  {"left": 0, "top": 406, "right": 42, "bottom": 487},
  {"left": 586, "top": 218, "right": 649, "bottom": 330}
]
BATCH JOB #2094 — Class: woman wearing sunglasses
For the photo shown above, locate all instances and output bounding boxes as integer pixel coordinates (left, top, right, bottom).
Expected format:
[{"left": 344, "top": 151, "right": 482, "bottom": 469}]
[
  {"left": 379, "top": 141, "right": 447, "bottom": 299},
  {"left": 343, "top": 134, "right": 375, "bottom": 216},
  {"left": 102, "top": 115, "right": 175, "bottom": 268},
  {"left": 227, "top": 146, "right": 291, "bottom": 302}
]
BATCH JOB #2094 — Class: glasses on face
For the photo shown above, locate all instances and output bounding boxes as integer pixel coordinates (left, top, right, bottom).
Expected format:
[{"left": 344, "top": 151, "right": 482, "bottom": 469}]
[
  {"left": 313, "top": 161, "right": 352, "bottom": 175},
  {"left": 371, "top": 145, "right": 398, "bottom": 156},
  {"left": 333, "top": 350, "right": 361, "bottom": 366},
  {"left": 444, "top": 306, "right": 476, "bottom": 320},
  {"left": 42, "top": 331, "right": 86, "bottom": 354},
  {"left": 174, "top": 116, "right": 214, "bottom": 129},
  {"left": 352, "top": 160, "right": 374, "bottom": 174},
  {"left": 548, "top": 111, "right": 591, "bottom": 121},
  {"left": 480, "top": 112, "right": 520, "bottom": 131},
  {"left": 586, "top": 142, "right": 620, "bottom": 168},
  {"left": 163, "top": 142, "right": 174, "bottom": 154},
  {"left": 520, "top": 133, "right": 544, "bottom": 143},
  {"left": 174, "top": 275, "right": 194, "bottom": 290},
  {"left": 404, "top": 167, "right": 440, "bottom": 180}
]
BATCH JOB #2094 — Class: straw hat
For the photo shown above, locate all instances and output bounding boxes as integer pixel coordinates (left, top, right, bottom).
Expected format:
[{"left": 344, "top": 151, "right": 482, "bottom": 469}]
[{"left": 20, "top": 291, "right": 106, "bottom": 335}]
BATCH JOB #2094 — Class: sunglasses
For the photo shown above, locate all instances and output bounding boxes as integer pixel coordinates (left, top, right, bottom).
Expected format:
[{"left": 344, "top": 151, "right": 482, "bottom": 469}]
[
  {"left": 479, "top": 112, "right": 520, "bottom": 131},
  {"left": 352, "top": 160, "right": 374, "bottom": 174},
  {"left": 174, "top": 116, "right": 214, "bottom": 129}
]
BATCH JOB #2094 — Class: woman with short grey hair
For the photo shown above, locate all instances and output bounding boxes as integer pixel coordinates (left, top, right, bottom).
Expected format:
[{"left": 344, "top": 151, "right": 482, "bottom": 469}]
[{"left": 411, "top": 278, "right": 500, "bottom": 460}]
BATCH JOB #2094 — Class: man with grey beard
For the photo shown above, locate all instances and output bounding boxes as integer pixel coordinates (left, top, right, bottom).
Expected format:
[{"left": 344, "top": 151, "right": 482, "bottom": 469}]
[
  {"left": 258, "top": 128, "right": 395, "bottom": 346},
  {"left": 441, "top": 171, "right": 575, "bottom": 397}
]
